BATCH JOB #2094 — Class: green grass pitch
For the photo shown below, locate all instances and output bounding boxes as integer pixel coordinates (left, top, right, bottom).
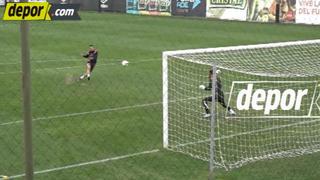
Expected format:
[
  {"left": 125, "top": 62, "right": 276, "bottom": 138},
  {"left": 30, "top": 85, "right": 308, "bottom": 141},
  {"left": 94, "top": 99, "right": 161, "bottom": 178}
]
[{"left": 1, "top": 8, "right": 320, "bottom": 179}]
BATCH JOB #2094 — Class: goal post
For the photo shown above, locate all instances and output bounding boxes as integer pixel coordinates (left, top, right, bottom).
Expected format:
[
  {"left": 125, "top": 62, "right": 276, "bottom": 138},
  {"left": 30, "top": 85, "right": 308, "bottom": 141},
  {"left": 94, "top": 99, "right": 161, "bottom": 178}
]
[
  {"left": 163, "top": 51, "right": 169, "bottom": 148},
  {"left": 162, "top": 39, "right": 320, "bottom": 171}
]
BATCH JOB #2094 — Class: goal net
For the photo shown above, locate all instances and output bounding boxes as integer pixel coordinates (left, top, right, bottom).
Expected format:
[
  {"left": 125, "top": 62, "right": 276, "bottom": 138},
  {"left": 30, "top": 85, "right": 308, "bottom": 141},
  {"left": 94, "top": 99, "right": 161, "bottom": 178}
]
[{"left": 163, "top": 39, "right": 320, "bottom": 170}]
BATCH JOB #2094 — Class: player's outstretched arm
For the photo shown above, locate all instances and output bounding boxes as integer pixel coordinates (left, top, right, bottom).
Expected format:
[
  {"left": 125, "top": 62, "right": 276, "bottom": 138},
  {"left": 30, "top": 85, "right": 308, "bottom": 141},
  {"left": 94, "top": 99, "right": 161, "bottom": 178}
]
[{"left": 82, "top": 52, "right": 89, "bottom": 58}]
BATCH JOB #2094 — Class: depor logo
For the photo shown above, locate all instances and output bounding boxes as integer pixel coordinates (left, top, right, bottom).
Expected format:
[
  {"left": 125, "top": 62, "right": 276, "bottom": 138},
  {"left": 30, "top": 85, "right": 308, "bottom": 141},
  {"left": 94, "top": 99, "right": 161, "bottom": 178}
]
[
  {"left": 227, "top": 81, "right": 319, "bottom": 118},
  {"left": 237, "top": 84, "right": 308, "bottom": 115},
  {"left": 3, "top": 2, "right": 51, "bottom": 20},
  {"left": 3, "top": 2, "right": 80, "bottom": 21}
]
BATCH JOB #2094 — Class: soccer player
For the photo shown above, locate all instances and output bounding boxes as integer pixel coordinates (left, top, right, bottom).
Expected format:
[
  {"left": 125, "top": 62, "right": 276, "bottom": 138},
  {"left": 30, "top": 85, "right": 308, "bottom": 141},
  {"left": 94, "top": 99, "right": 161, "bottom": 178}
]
[
  {"left": 201, "top": 69, "right": 236, "bottom": 118},
  {"left": 80, "top": 45, "right": 98, "bottom": 81}
]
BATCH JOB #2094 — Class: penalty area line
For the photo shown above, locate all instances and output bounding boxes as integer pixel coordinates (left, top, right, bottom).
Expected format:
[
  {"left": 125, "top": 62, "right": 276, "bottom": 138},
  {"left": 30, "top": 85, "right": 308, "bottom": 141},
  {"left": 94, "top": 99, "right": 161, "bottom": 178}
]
[{"left": 9, "top": 149, "right": 160, "bottom": 179}]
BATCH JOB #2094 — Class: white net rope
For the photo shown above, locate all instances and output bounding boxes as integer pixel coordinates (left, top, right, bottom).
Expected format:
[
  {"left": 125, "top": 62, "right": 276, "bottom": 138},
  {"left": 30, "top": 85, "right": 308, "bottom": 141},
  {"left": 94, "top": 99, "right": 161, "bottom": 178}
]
[
  {"left": 172, "top": 40, "right": 320, "bottom": 77},
  {"left": 164, "top": 40, "right": 320, "bottom": 170}
]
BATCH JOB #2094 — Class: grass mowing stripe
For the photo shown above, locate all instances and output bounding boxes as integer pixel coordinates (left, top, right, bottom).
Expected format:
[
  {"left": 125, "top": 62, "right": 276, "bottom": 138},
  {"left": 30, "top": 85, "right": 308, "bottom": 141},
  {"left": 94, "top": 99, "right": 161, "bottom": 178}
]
[
  {"left": 0, "top": 58, "right": 160, "bottom": 66},
  {"left": 0, "top": 102, "right": 162, "bottom": 127},
  {"left": 0, "top": 59, "right": 160, "bottom": 75},
  {"left": 9, "top": 149, "right": 160, "bottom": 179},
  {"left": 172, "top": 118, "right": 320, "bottom": 149},
  {"left": 0, "top": 97, "right": 200, "bottom": 127}
]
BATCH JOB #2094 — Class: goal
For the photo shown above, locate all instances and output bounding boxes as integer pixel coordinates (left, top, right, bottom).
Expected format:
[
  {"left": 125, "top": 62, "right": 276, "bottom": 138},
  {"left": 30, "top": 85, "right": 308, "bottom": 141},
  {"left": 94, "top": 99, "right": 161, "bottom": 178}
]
[{"left": 162, "top": 39, "right": 320, "bottom": 170}]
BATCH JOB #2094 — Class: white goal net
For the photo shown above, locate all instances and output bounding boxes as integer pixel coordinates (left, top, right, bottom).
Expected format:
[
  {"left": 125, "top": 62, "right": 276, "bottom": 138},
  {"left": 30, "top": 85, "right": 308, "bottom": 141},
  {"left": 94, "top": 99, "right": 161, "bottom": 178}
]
[{"left": 163, "top": 39, "right": 320, "bottom": 170}]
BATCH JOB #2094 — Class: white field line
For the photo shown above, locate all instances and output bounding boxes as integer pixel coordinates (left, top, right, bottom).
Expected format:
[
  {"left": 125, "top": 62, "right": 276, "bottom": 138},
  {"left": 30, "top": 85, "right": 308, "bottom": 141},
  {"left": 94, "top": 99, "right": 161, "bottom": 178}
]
[
  {"left": 2, "top": 98, "right": 196, "bottom": 178},
  {"left": 7, "top": 119, "right": 320, "bottom": 179},
  {"left": 0, "top": 58, "right": 160, "bottom": 65},
  {"left": 9, "top": 149, "right": 160, "bottom": 179},
  {"left": 0, "top": 97, "right": 199, "bottom": 127},
  {"left": 0, "top": 102, "right": 162, "bottom": 127},
  {"left": 0, "top": 59, "right": 159, "bottom": 75},
  {"left": 4, "top": 96, "right": 320, "bottom": 178}
]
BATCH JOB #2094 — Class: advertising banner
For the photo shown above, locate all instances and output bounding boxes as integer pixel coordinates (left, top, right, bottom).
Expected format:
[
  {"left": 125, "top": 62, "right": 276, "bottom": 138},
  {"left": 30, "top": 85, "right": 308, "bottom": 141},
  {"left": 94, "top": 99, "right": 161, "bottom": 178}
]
[
  {"left": 206, "top": 0, "right": 248, "bottom": 20},
  {"left": 100, "top": 0, "right": 126, "bottom": 12},
  {"left": 127, "top": 0, "right": 138, "bottom": 14},
  {"left": 248, "top": 0, "right": 295, "bottom": 23},
  {"left": 127, "top": 0, "right": 171, "bottom": 16},
  {"left": 296, "top": 0, "right": 320, "bottom": 24},
  {"left": 100, "top": 0, "right": 113, "bottom": 11},
  {"left": 206, "top": 0, "right": 295, "bottom": 22},
  {"left": 172, "top": 0, "right": 206, "bottom": 17}
]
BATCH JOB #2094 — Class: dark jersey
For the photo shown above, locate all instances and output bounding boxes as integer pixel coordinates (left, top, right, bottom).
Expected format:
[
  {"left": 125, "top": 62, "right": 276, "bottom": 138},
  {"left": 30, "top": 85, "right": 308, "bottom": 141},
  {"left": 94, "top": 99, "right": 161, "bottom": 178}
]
[
  {"left": 83, "top": 50, "right": 98, "bottom": 64},
  {"left": 205, "top": 76, "right": 223, "bottom": 92}
]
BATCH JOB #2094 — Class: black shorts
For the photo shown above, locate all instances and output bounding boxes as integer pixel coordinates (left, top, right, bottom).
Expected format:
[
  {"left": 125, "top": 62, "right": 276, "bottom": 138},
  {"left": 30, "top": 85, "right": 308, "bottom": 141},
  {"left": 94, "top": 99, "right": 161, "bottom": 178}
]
[{"left": 205, "top": 89, "right": 225, "bottom": 102}]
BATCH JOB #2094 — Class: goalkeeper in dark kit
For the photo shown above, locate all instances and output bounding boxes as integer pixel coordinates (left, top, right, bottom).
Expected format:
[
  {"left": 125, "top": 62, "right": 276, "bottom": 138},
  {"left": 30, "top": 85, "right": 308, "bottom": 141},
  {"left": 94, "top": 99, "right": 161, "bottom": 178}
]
[{"left": 200, "top": 69, "right": 236, "bottom": 118}]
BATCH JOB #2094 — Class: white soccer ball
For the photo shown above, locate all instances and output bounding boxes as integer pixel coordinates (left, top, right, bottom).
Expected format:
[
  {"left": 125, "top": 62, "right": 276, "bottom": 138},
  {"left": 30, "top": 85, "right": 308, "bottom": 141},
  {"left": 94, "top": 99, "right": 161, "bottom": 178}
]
[
  {"left": 121, "top": 60, "right": 129, "bottom": 66},
  {"left": 199, "top": 85, "right": 206, "bottom": 90}
]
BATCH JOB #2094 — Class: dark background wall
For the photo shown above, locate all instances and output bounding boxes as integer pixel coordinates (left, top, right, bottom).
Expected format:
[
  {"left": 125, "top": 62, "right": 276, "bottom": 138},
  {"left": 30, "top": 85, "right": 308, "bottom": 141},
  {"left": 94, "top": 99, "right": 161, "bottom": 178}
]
[
  {"left": 46, "top": 0, "right": 99, "bottom": 11},
  {"left": 47, "top": 0, "right": 125, "bottom": 12}
]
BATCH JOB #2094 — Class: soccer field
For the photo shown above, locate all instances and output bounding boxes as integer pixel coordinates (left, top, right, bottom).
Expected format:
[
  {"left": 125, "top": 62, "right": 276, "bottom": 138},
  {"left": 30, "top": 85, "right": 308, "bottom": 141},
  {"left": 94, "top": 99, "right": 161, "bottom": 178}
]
[{"left": 1, "top": 8, "right": 320, "bottom": 179}]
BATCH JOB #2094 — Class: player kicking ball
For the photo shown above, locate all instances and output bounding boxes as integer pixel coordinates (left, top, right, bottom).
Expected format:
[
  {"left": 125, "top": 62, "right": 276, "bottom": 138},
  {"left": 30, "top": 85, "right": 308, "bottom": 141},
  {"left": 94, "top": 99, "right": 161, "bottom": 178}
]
[
  {"left": 80, "top": 45, "right": 98, "bottom": 81},
  {"left": 200, "top": 69, "right": 236, "bottom": 118}
]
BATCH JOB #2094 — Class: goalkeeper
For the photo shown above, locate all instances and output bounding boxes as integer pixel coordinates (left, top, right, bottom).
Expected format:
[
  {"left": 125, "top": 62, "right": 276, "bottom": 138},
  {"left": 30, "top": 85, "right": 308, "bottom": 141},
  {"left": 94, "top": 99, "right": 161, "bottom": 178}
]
[
  {"left": 80, "top": 45, "right": 98, "bottom": 81},
  {"left": 201, "top": 69, "right": 236, "bottom": 118}
]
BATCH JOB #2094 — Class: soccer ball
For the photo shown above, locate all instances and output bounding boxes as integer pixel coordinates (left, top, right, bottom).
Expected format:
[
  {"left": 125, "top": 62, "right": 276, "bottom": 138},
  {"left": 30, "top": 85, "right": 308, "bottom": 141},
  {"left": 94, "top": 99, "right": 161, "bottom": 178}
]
[
  {"left": 121, "top": 60, "right": 129, "bottom": 66},
  {"left": 199, "top": 85, "right": 206, "bottom": 90}
]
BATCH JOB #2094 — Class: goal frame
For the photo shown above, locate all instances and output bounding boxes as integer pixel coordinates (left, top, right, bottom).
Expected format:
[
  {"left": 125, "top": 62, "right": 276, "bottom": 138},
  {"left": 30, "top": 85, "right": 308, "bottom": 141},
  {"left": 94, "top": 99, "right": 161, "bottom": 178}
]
[
  {"left": 162, "top": 39, "right": 320, "bottom": 175},
  {"left": 163, "top": 39, "right": 320, "bottom": 148}
]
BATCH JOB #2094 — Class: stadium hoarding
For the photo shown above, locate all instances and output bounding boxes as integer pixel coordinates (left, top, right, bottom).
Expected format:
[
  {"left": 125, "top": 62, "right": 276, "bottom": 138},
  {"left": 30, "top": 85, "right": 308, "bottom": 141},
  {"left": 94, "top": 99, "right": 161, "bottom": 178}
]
[
  {"left": 171, "top": 0, "right": 206, "bottom": 17},
  {"left": 99, "top": 0, "right": 126, "bottom": 12},
  {"left": 99, "top": 0, "right": 113, "bottom": 11},
  {"left": 55, "top": 0, "right": 100, "bottom": 11},
  {"left": 126, "top": 0, "right": 171, "bottom": 16},
  {"left": 206, "top": 0, "right": 248, "bottom": 20},
  {"left": 126, "top": 0, "right": 139, "bottom": 14},
  {"left": 248, "top": 0, "right": 295, "bottom": 23},
  {"left": 296, "top": 0, "right": 320, "bottom": 24},
  {"left": 206, "top": 0, "right": 296, "bottom": 23}
]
